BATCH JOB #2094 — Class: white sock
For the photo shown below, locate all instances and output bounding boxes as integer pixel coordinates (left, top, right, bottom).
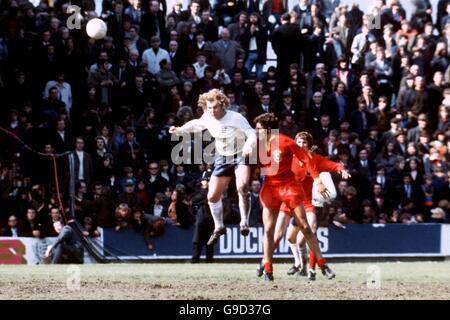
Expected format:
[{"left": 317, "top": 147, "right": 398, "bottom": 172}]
[
  {"left": 289, "top": 243, "right": 301, "bottom": 267},
  {"left": 208, "top": 200, "right": 224, "bottom": 230},
  {"left": 238, "top": 192, "right": 250, "bottom": 227}
]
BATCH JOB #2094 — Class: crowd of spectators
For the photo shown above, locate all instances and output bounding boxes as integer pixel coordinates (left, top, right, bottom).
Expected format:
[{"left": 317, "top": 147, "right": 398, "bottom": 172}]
[{"left": 1, "top": 0, "right": 450, "bottom": 245}]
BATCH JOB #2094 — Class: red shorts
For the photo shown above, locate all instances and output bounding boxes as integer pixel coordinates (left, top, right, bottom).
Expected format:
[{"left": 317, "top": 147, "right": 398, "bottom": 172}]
[
  {"left": 280, "top": 200, "right": 314, "bottom": 215},
  {"left": 260, "top": 181, "right": 305, "bottom": 210}
]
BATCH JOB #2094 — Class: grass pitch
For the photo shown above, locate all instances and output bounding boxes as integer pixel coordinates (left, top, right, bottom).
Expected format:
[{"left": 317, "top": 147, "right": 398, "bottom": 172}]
[{"left": 0, "top": 262, "right": 449, "bottom": 300}]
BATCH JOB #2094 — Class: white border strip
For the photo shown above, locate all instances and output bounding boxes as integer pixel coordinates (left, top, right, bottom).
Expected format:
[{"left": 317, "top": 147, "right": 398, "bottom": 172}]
[{"left": 441, "top": 224, "right": 450, "bottom": 256}]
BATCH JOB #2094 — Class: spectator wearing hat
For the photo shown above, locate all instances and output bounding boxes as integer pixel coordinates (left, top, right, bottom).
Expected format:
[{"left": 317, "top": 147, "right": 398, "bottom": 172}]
[
  {"left": 192, "top": 51, "right": 209, "bottom": 79},
  {"left": 331, "top": 58, "right": 357, "bottom": 90},
  {"left": 119, "top": 128, "right": 142, "bottom": 169},
  {"left": 276, "top": 89, "right": 300, "bottom": 122},
  {"left": 118, "top": 179, "right": 144, "bottom": 212},
  {"left": 407, "top": 113, "right": 430, "bottom": 144}
]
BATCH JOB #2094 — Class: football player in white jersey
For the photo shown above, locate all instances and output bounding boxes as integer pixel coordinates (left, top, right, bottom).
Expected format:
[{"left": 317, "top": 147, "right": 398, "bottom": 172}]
[{"left": 169, "top": 89, "right": 256, "bottom": 245}]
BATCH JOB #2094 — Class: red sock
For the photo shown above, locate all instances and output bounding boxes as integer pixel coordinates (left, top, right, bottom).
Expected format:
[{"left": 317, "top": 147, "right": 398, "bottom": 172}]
[
  {"left": 264, "top": 262, "right": 273, "bottom": 274},
  {"left": 317, "top": 258, "right": 326, "bottom": 269},
  {"left": 309, "top": 251, "right": 316, "bottom": 270}
]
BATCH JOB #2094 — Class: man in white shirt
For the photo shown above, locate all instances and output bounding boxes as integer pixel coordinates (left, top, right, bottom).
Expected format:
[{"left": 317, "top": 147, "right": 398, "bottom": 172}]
[
  {"left": 170, "top": 89, "right": 256, "bottom": 244},
  {"left": 73, "top": 137, "right": 94, "bottom": 188},
  {"left": 43, "top": 72, "right": 72, "bottom": 117},
  {"left": 193, "top": 51, "right": 208, "bottom": 79},
  {"left": 142, "top": 36, "right": 170, "bottom": 75}
]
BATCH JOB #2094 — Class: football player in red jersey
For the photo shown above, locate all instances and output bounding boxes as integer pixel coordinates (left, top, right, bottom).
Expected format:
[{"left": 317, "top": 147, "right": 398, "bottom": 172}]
[
  {"left": 256, "top": 131, "right": 350, "bottom": 280},
  {"left": 254, "top": 113, "right": 335, "bottom": 281}
]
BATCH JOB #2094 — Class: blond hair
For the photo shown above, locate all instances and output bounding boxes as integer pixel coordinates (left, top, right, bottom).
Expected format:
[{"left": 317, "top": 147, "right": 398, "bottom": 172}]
[{"left": 198, "top": 89, "right": 230, "bottom": 111}]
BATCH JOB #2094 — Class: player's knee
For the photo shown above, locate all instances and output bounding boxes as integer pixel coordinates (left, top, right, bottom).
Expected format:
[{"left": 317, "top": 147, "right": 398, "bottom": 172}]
[
  {"left": 264, "top": 226, "right": 275, "bottom": 237},
  {"left": 207, "top": 194, "right": 221, "bottom": 203},
  {"left": 287, "top": 234, "right": 296, "bottom": 244},
  {"left": 274, "top": 232, "right": 283, "bottom": 244},
  {"left": 237, "top": 184, "right": 248, "bottom": 197},
  {"left": 299, "top": 224, "right": 313, "bottom": 235}
]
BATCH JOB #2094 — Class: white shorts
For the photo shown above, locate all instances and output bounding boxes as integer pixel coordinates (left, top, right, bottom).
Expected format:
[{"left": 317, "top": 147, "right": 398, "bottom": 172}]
[{"left": 312, "top": 172, "right": 337, "bottom": 207}]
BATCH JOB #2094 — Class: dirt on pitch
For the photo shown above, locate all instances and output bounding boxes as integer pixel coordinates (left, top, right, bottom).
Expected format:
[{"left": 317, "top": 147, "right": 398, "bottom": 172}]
[{"left": 0, "top": 262, "right": 449, "bottom": 300}]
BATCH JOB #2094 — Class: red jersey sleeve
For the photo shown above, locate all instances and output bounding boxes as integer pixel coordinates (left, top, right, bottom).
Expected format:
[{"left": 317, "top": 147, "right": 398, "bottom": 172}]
[
  {"left": 315, "top": 154, "right": 345, "bottom": 173},
  {"left": 288, "top": 139, "right": 319, "bottom": 179}
]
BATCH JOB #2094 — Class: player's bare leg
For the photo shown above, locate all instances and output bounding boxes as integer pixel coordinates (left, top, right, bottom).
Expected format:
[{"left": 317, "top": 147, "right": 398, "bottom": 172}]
[
  {"left": 262, "top": 207, "right": 279, "bottom": 281},
  {"left": 286, "top": 223, "right": 303, "bottom": 275},
  {"left": 235, "top": 164, "right": 251, "bottom": 236},
  {"left": 292, "top": 205, "right": 335, "bottom": 280},
  {"left": 274, "top": 211, "right": 291, "bottom": 249},
  {"left": 257, "top": 211, "right": 291, "bottom": 277},
  {"left": 207, "top": 175, "right": 232, "bottom": 245},
  {"left": 297, "top": 210, "right": 318, "bottom": 275}
]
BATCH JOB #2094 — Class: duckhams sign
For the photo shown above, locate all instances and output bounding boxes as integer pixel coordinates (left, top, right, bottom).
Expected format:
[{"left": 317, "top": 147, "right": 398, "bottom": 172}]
[{"left": 2, "top": 224, "right": 449, "bottom": 264}]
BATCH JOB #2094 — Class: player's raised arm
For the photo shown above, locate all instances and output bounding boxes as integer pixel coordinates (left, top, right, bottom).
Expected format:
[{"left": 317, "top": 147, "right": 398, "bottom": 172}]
[
  {"left": 170, "top": 116, "right": 207, "bottom": 135},
  {"left": 316, "top": 154, "right": 351, "bottom": 179}
]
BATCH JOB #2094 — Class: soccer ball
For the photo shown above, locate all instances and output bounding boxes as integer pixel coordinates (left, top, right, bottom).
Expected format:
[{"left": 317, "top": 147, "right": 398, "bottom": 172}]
[{"left": 86, "top": 18, "right": 107, "bottom": 40}]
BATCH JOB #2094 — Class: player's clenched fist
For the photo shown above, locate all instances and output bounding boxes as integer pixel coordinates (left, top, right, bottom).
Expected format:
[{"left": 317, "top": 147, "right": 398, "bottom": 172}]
[{"left": 169, "top": 126, "right": 178, "bottom": 134}]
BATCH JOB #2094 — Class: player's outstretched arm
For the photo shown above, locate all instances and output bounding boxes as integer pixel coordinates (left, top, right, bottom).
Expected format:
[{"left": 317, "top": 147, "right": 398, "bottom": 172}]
[
  {"left": 315, "top": 154, "right": 351, "bottom": 179},
  {"left": 170, "top": 118, "right": 206, "bottom": 135}
]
